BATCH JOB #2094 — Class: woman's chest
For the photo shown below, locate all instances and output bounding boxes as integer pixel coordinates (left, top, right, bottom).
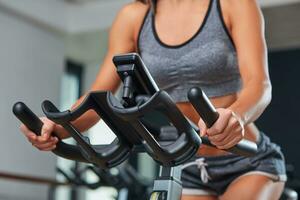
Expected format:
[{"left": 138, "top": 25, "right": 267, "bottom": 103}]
[{"left": 140, "top": 39, "right": 238, "bottom": 85}]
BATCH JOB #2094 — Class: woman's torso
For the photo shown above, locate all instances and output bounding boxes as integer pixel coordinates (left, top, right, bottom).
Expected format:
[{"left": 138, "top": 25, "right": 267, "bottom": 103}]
[{"left": 133, "top": 0, "right": 260, "bottom": 156}]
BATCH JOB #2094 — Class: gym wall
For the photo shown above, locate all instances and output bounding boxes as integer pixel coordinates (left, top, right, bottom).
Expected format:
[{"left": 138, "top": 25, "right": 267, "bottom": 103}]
[
  {"left": 0, "top": 7, "right": 64, "bottom": 200},
  {"left": 264, "top": 3, "right": 300, "bottom": 50},
  {"left": 257, "top": 3, "right": 300, "bottom": 178},
  {"left": 257, "top": 49, "right": 300, "bottom": 178}
]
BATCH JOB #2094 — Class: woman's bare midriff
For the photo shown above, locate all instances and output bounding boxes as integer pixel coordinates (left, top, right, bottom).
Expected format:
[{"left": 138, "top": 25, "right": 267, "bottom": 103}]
[{"left": 176, "top": 93, "right": 260, "bottom": 157}]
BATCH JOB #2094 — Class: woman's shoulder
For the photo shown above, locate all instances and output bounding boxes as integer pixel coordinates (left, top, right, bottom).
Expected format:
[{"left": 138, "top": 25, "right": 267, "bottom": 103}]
[
  {"left": 221, "top": 0, "right": 262, "bottom": 17},
  {"left": 222, "top": 0, "right": 259, "bottom": 8},
  {"left": 122, "top": 1, "right": 150, "bottom": 13},
  {"left": 220, "top": 0, "right": 263, "bottom": 30},
  {"left": 115, "top": 1, "right": 150, "bottom": 26},
  {"left": 111, "top": 1, "right": 150, "bottom": 49}
]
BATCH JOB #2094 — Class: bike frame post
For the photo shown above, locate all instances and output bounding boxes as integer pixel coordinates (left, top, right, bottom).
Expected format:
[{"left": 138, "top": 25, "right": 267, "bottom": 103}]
[{"left": 152, "top": 166, "right": 182, "bottom": 200}]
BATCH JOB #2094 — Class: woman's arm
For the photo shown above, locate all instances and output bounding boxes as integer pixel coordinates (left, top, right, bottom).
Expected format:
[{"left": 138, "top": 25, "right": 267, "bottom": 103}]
[
  {"left": 55, "top": 3, "right": 139, "bottom": 137},
  {"left": 198, "top": 0, "right": 271, "bottom": 149},
  {"left": 57, "top": 2, "right": 149, "bottom": 136},
  {"left": 21, "top": 2, "right": 146, "bottom": 150},
  {"left": 228, "top": 0, "right": 271, "bottom": 125}
]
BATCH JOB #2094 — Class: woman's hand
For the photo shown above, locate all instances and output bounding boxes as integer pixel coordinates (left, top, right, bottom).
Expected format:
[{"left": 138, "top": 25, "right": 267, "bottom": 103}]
[
  {"left": 20, "top": 117, "right": 59, "bottom": 151},
  {"left": 198, "top": 108, "right": 245, "bottom": 149}
]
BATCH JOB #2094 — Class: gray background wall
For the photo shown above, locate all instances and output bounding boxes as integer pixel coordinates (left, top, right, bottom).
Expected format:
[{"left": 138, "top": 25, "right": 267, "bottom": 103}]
[
  {"left": 0, "top": 8, "right": 64, "bottom": 200},
  {"left": 263, "top": 3, "right": 300, "bottom": 50}
]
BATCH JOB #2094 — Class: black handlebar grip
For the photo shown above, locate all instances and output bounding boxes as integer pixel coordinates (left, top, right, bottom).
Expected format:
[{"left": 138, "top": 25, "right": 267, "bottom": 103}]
[
  {"left": 12, "top": 102, "right": 88, "bottom": 162},
  {"left": 13, "top": 102, "right": 44, "bottom": 136},
  {"left": 187, "top": 87, "right": 258, "bottom": 157},
  {"left": 187, "top": 88, "right": 219, "bottom": 128}
]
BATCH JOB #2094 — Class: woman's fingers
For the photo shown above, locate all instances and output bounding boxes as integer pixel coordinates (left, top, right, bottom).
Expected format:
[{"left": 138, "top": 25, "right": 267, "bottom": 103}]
[
  {"left": 217, "top": 134, "right": 243, "bottom": 150},
  {"left": 198, "top": 118, "right": 207, "bottom": 136},
  {"left": 33, "top": 136, "right": 59, "bottom": 145},
  {"left": 212, "top": 128, "right": 242, "bottom": 147},
  {"left": 40, "top": 117, "right": 55, "bottom": 141},
  {"left": 205, "top": 109, "right": 245, "bottom": 149},
  {"left": 209, "top": 116, "right": 240, "bottom": 145},
  {"left": 24, "top": 130, "right": 56, "bottom": 145},
  {"left": 208, "top": 132, "right": 228, "bottom": 145},
  {"left": 21, "top": 124, "right": 37, "bottom": 140},
  {"left": 20, "top": 117, "right": 57, "bottom": 151},
  {"left": 206, "top": 108, "right": 232, "bottom": 136},
  {"left": 32, "top": 137, "right": 58, "bottom": 151},
  {"left": 42, "top": 146, "right": 57, "bottom": 152}
]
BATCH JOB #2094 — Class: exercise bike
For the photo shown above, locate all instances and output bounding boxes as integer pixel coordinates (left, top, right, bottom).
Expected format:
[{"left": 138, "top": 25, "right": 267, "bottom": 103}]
[{"left": 14, "top": 53, "right": 262, "bottom": 200}]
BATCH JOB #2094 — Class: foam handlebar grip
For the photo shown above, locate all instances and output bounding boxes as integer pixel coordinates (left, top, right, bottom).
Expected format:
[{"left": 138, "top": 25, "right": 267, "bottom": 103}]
[
  {"left": 187, "top": 88, "right": 219, "bottom": 128},
  {"left": 187, "top": 87, "right": 258, "bottom": 157},
  {"left": 12, "top": 102, "right": 89, "bottom": 162},
  {"left": 13, "top": 102, "right": 43, "bottom": 135}
]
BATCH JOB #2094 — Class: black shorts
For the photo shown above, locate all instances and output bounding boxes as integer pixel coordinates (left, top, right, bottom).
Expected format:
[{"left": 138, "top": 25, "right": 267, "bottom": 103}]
[{"left": 181, "top": 132, "right": 287, "bottom": 196}]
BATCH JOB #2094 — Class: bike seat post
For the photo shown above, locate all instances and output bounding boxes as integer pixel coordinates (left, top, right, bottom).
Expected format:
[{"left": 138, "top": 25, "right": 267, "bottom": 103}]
[{"left": 152, "top": 166, "right": 183, "bottom": 200}]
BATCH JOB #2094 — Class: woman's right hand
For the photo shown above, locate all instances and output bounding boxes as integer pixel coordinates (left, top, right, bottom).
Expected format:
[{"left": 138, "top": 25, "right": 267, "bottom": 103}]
[{"left": 20, "top": 117, "right": 59, "bottom": 151}]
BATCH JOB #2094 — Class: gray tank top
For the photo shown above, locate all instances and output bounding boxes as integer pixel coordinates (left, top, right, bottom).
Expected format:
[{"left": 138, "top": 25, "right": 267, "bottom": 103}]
[{"left": 138, "top": 0, "right": 242, "bottom": 102}]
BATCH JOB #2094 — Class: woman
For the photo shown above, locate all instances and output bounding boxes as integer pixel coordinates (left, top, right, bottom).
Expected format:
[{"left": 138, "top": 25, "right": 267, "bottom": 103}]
[{"left": 20, "top": 0, "right": 286, "bottom": 199}]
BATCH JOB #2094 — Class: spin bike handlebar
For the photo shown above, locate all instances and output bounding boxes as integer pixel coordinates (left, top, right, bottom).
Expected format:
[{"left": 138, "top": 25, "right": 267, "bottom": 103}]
[
  {"left": 188, "top": 87, "right": 258, "bottom": 157},
  {"left": 13, "top": 53, "right": 257, "bottom": 170},
  {"left": 12, "top": 102, "right": 88, "bottom": 162},
  {"left": 13, "top": 100, "right": 132, "bottom": 168}
]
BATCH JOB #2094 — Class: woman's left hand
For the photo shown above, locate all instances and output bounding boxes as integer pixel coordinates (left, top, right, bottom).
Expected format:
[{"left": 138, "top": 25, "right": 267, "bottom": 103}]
[{"left": 198, "top": 108, "right": 245, "bottom": 149}]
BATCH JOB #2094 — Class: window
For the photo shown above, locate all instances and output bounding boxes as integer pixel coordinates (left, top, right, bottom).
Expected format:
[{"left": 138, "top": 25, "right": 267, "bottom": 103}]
[{"left": 55, "top": 60, "right": 83, "bottom": 200}]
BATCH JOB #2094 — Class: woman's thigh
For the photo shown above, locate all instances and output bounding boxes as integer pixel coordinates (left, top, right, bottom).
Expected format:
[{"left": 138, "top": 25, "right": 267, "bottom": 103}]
[
  {"left": 181, "top": 195, "right": 218, "bottom": 200},
  {"left": 219, "top": 174, "right": 285, "bottom": 200}
]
